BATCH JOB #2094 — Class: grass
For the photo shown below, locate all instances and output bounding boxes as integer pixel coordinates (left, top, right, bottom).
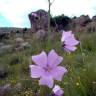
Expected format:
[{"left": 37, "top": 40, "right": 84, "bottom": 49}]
[{"left": 0, "top": 31, "right": 96, "bottom": 96}]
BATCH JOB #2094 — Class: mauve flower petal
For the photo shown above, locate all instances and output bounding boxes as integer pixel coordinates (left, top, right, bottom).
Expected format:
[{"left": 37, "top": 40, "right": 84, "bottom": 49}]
[
  {"left": 30, "top": 65, "right": 44, "bottom": 78},
  {"left": 65, "top": 35, "right": 79, "bottom": 46},
  {"left": 32, "top": 51, "right": 47, "bottom": 67},
  {"left": 53, "top": 85, "right": 61, "bottom": 92},
  {"left": 51, "top": 66, "right": 67, "bottom": 81},
  {"left": 61, "top": 31, "right": 72, "bottom": 42},
  {"left": 48, "top": 50, "right": 63, "bottom": 67},
  {"left": 39, "top": 76, "right": 54, "bottom": 88},
  {"left": 64, "top": 45, "right": 77, "bottom": 52},
  {"left": 61, "top": 31, "right": 79, "bottom": 53},
  {"left": 55, "top": 90, "right": 64, "bottom": 96},
  {"left": 53, "top": 85, "right": 64, "bottom": 96}
]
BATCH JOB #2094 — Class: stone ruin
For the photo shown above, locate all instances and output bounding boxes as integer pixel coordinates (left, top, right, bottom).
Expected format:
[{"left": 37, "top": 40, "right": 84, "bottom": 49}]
[
  {"left": 28, "top": 9, "right": 69, "bottom": 32},
  {"left": 71, "top": 15, "right": 96, "bottom": 32},
  {"left": 29, "top": 10, "right": 95, "bottom": 33},
  {"left": 28, "top": 9, "right": 49, "bottom": 32},
  {"left": 72, "top": 15, "right": 91, "bottom": 26}
]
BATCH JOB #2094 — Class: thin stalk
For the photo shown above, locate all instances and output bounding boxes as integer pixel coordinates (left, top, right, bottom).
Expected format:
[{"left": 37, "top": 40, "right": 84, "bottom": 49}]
[
  {"left": 48, "top": 0, "right": 51, "bottom": 41},
  {"left": 77, "top": 33, "right": 85, "bottom": 64},
  {"left": 40, "top": 86, "right": 50, "bottom": 96},
  {"left": 79, "top": 40, "right": 85, "bottom": 64}
]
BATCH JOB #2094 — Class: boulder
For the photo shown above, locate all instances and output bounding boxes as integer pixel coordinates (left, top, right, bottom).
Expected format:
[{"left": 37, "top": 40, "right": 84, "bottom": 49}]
[
  {"left": 92, "top": 15, "right": 96, "bottom": 22},
  {"left": 0, "top": 84, "right": 11, "bottom": 96},
  {"left": 0, "top": 32, "right": 10, "bottom": 40},
  {"left": 86, "top": 21, "right": 96, "bottom": 32},
  {"left": 73, "top": 15, "right": 91, "bottom": 26},
  {"left": 15, "top": 37, "right": 24, "bottom": 43},
  {"left": 0, "top": 45, "right": 13, "bottom": 54},
  {"left": 14, "top": 42, "right": 31, "bottom": 51},
  {"left": 28, "top": 9, "right": 48, "bottom": 32},
  {"left": 34, "top": 29, "right": 47, "bottom": 41}
]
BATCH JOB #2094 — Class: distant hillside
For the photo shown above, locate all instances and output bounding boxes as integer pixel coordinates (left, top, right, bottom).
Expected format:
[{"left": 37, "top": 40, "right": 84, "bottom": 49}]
[
  {"left": 1, "top": 13, "right": 96, "bottom": 35},
  {"left": 0, "top": 27, "right": 24, "bottom": 34}
]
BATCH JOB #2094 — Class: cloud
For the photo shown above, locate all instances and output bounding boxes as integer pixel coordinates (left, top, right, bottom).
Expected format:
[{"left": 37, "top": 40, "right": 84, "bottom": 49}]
[
  {"left": 0, "top": 0, "right": 96, "bottom": 27},
  {"left": 0, "top": 0, "right": 48, "bottom": 27},
  {"left": 51, "top": 0, "right": 96, "bottom": 17}
]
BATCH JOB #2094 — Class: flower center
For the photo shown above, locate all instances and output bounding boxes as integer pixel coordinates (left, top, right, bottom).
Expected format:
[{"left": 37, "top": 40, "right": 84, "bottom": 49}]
[
  {"left": 43, "top": 65, "right": 52, "bottom": 72},
  {"left": 62, "top": 42, "right": 66, "bottom": 47}
]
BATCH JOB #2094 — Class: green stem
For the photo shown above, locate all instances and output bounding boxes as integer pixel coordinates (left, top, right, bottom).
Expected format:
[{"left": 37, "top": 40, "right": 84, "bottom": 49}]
[
  {"left": 47, "top": 0, "right": 51, "bottom": 47},
  {"left": 48, "top": 0, "right": 51, "bottom": 35},
  {"left": 77, "top": 33, "right": 85, "bottom": 64},
  {"left": 40, "top": 86, "right": 50, "bottom": 96},
  {"left": 79, "top": 40, "right": 85, "bottom": 64}
]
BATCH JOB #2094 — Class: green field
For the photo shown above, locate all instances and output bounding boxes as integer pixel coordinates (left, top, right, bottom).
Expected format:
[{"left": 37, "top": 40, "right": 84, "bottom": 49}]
[{"left": 0, "top": 31, "right": 96, "bottom": 96}]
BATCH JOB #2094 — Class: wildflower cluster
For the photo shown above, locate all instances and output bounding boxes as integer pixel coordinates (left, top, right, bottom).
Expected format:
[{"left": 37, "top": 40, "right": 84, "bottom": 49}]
[{"left": 29, "top": 30, "right": 79, "bottom": 96}]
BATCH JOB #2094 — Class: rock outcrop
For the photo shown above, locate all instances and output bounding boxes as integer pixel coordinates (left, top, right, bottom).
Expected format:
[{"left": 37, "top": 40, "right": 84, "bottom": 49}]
[
  {"left": 86, "top": 21, "right": 96, "bottom": 32},
  {"left": 33, "top": 29, "right": 47, "bottom": 41},
  {"left": 28, "top": 9, "right": 48, "bottom": 32},
  {"left": 92, "top": 15, "right": 96, "bottom": 22},
  {"left": 72, "top": 15, "right": 91, "bottom": 27}
]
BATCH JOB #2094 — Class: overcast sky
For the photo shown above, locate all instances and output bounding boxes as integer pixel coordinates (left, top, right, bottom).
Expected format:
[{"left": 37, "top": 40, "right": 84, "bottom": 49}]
[{"left": 0, "top": 0, "right": 96, "bottom": 28}]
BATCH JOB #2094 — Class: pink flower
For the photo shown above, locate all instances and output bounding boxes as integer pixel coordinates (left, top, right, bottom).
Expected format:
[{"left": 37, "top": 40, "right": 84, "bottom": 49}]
[
  {"left": 52, "top": 85, "right": 64, "bottom": 96},
  {"left": 30, "top": 50, "right": 67, "bottom": 88},
  {"left": 61, "top": 31, "right": 79, "bottom": 53}
]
